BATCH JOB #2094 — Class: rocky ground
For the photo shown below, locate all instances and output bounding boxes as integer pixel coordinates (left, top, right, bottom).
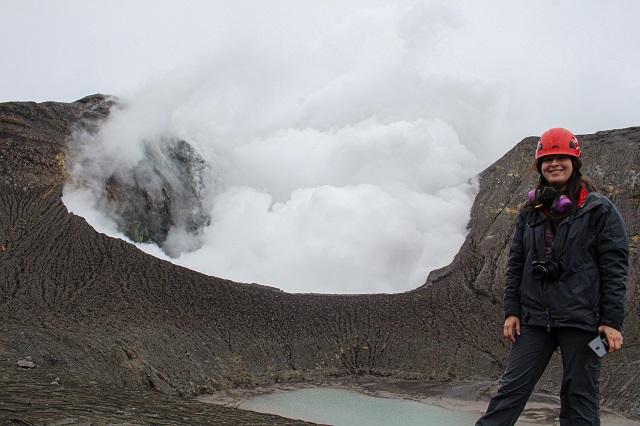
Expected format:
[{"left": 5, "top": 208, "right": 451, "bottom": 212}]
[
  {"left": 1, "top": 96, "right": 638, "bottom": 423},
  {"left": 0, "top": 363, "right": 315, "bottom": 425}
]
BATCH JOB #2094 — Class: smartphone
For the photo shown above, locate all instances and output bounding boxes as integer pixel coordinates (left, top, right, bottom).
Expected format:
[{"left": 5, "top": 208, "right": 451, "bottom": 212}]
[{"left": 588, "top": 335, "right": 610, "bottom": 357}]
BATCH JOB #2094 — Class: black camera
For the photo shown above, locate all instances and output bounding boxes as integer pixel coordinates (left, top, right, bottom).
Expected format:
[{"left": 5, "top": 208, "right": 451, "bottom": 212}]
[{"left": 532, "top": 259, "right": 562, "bottom": 280}]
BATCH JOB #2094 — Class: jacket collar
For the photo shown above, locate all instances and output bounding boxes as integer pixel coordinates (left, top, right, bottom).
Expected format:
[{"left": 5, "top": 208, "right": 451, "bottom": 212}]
[
  {"left": 527, "top": 191, "right": 603, "bottom": 226},
  {"left": 573, "top": 192, "right": 604, "bottom": 218}
]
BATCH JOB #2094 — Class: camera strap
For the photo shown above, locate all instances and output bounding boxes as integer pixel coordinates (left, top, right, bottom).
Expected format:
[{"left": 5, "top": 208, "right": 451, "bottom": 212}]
[
  {"left": 528, "top": 210, "right": 576, "bottom": 262},
  {"left": 528, "top": 215, "right": 547, "bottom": 262}
]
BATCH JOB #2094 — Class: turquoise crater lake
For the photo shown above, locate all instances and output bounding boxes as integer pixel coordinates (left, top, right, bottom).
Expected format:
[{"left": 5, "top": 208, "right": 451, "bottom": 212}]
[{"left": 238, "top": 387, "right": 479, "bottom": 425}]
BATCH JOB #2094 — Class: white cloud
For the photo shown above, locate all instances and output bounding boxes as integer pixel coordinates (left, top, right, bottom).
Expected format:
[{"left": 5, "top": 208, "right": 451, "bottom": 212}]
[{"left": 14, "top": 0, "right": 638, "bottom": 292}]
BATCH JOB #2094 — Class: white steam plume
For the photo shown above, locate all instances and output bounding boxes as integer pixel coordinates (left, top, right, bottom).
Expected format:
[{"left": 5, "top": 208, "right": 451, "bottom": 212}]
[{"left": 63, "top": 2, "right": 503, "bottom": 293}]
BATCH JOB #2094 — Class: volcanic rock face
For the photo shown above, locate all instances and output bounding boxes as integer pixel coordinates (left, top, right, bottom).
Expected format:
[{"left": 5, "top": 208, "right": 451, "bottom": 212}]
[
  {"left": 60, "top": 96, "right": 211, "bottom": 253},
  {"left": 0, "top": 94, "right": 211, "bottom": 254},
  {"left": 1, "top": 97, "right": 639, "bottom": 421},
  {"left": 101, "top": 137, "right": 210, "bottom": 251},
  {"left": 0, "top": 94, "right": 113, "bottom": 193}
]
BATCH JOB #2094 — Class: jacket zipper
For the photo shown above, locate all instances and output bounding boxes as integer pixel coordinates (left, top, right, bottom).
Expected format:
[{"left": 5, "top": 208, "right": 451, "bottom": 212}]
[
  {"left": 543, "top": 222, "right": 552, "bottom": 332},
  {"left": 545, "top": 304, "right": 551, "bottom": 332}
]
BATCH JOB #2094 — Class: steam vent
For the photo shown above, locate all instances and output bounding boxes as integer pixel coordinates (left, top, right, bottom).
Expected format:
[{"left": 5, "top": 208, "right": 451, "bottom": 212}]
[{"left": 1, "top": 95, "right": 639, "bottom": 423}]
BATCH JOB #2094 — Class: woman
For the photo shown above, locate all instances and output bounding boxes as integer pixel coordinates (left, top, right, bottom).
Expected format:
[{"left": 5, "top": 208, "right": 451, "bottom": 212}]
[{"left": 476, "top": 128, "right": 628, "bottom": 426}]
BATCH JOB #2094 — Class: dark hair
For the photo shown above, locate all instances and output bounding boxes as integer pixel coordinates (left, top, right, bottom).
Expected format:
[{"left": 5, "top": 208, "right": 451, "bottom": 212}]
[{"left": 523, "top": 157, "right": 597, "bottom": 212}]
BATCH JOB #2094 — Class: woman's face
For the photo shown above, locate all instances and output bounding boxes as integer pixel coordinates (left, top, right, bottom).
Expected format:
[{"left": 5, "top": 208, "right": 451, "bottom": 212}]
[{"left": 541, "top": 155, "right": 573, "bottom": 189}]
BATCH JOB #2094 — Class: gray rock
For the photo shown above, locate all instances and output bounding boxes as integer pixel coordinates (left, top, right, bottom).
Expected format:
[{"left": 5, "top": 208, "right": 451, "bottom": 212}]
[
  {"left": 103, "top": 138, "right": 211, "bottom": 255},
  {"left": 17, "top": 359, "right": 36, "bottom": 368}
]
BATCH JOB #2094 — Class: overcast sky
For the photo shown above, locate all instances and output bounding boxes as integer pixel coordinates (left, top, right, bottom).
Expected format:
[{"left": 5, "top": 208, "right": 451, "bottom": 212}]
[
  {"left": 3, "top": 1, "right": 640, "bottom": 140},
  {"left": 5, "top": 1, "right": 640, "bottom": 293}
]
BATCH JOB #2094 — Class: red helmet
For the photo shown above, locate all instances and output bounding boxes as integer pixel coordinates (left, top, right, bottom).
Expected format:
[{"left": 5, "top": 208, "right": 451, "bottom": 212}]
[{"left": 535, "top": 128, "right": 581, "bottom": 159}]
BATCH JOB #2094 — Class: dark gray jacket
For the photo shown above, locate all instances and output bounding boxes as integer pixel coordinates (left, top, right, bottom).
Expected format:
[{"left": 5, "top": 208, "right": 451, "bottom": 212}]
[{"left": 504, "top": 192, "right": 628, "bottom": 332}]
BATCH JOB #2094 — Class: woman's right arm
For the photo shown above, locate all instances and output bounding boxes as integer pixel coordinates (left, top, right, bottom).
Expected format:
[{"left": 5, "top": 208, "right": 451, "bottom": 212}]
[
  {"left": 504, "top": 212, "right": 526, "bottom": 319},
  {"left": 503, "top": 212, "right": 526, "bottom": 342}
]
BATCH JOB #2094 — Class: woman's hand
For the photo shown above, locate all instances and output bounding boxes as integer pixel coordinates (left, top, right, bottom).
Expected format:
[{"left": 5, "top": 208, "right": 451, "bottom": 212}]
[
  {"left": 598, "top": 325, "right": 623, "bottom": 352},
  {"left": 503, "top": 315, "right": 521, "bottom": 343}
]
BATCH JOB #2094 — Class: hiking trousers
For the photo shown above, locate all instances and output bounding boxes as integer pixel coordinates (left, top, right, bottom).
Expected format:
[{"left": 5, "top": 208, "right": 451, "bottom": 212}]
[{"left": 476, "top": 325, "right": 601, "bottom": 426}]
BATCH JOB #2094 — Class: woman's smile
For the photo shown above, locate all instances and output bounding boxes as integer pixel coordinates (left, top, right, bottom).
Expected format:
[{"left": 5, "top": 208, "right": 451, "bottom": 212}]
[{"left": 541, "top": 155, "right": 573, "bottom": 188}]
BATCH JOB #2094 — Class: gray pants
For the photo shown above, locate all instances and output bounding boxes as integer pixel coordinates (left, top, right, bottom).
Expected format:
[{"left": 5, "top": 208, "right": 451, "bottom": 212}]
[{"left": 476, "top": 325, "right": 601, "bottom": 426}]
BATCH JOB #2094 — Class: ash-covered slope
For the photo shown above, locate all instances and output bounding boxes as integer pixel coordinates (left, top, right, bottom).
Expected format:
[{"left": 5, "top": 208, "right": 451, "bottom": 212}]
[{"left": 1, "top": 96, "right": 638, "bottom": 418}]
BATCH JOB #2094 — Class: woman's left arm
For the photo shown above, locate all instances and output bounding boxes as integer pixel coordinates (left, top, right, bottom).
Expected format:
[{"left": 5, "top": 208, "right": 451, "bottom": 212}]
[{"left": 595, "top": 201, "right": 629, "bottom": 350}]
